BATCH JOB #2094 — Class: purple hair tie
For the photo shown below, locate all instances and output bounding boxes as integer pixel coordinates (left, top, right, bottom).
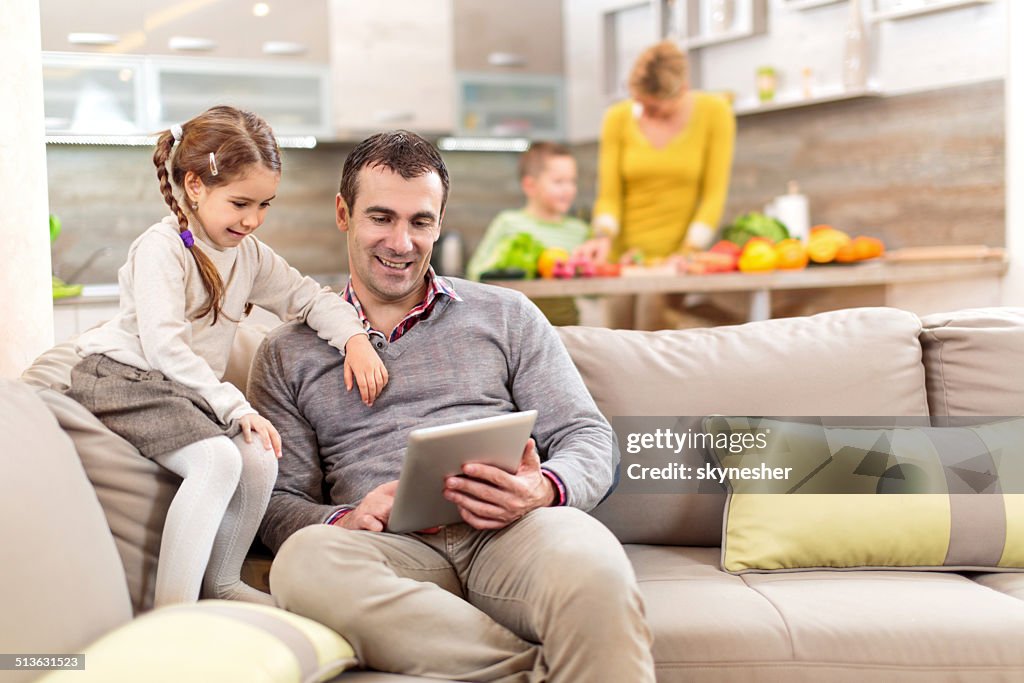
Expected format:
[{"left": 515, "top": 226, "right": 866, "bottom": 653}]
[{"left": 180, "top": 230, "right": 195, "bottom": 248}]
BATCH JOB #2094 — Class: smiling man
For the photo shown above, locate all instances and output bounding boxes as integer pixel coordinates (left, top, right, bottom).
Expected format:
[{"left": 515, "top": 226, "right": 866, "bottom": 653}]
[{"left": 249, "top": 131, "right": 655, "bottom": 682}]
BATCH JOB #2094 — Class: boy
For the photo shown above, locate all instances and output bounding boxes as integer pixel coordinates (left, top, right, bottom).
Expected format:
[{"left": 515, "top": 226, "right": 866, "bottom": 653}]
[{"left": 466, "top": 142, "right": 591, "bottom": 325}]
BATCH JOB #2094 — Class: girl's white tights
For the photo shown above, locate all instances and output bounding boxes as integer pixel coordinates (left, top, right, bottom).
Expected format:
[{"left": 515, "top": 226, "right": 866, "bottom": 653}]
[{"left": 151, "top": 434, "right": 277, "bottom": 607}]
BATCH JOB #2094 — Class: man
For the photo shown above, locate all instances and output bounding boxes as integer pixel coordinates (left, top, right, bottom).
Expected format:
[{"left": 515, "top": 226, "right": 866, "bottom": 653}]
[{"left": 250, "top": 131, "right": 655, "bottom": 682}]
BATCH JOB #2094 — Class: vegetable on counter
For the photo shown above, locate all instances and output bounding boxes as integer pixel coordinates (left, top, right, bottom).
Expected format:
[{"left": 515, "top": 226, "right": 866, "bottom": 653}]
[
  {"left": 537, "top": 247, "right": 570, "bottom": 279},
  {"left": 484, "top": 232, "right": 547, "bottom": 279},
  {"left": 774, "top": 238, "right": 809, "bottom": 270},
  {"left": 806, "top": 226, "right": 884, "bottom": 264},
  {"left": 722, "top": 211, "right": 790, "bottom": 247},
  {"left": 737, "top": 237, "right": 779, "bottom": 272}
]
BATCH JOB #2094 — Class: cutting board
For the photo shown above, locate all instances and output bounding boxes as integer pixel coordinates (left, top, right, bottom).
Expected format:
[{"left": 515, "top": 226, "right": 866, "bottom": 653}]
[{"left": 884, "top": 245, "right": 1006, "bottom": 262}]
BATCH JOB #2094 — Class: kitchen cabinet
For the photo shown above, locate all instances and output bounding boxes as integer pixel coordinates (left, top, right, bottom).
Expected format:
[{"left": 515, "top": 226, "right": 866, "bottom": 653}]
[
  {"left": 453, "top": 0, "right": 564, "bottom": 75},
  {"left": 151, "top": 57, "right": 331, "bottom": 138},
  {"left": 868, "top": 0, "right": 994, "bottom": 22},
  {"left": 53, "top": 297, "right": 120, "bottom": 344},
  {"left": 327, "top": 0, "right": 455, "bottom": 136},
  {"left": 658, "top": 0, "right": 768, "bottom": 50},
  {"left": 451, "top": 0, "right": 566, "bottom": 139},
  {"left": 42, "top": 53, "right": 145, "bottom": 134},
  {"left": 53, "top": 291, "right": 285, "bottom": 344},
  {"left": 39, "top": 0, "right": 329, "bottom": 63},
  {"left": 456, "top": 73, "right": 565, "bottom": 139},
  {"left": 41, "top": 52, "right": 331, "bottom": 138}
]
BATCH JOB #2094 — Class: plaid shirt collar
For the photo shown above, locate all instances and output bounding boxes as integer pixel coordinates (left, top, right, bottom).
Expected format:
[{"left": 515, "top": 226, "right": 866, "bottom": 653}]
[{"left": 342, "top": 266, "right": 461, "bottom": 343}]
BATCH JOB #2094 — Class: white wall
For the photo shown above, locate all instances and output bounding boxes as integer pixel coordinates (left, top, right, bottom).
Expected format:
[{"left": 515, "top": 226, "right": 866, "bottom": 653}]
[
  {"left": 1005, "top": 0, "right": 1023, "bottom": 305},
  {"left": 1, "top": 0, "right": 53, "bottom": 377},
  {"left": 564, "top": 0, "right": 1008, "bottom": 141},
  {"left": 565, "top": 0, "right": 659, "bottom": 143}
]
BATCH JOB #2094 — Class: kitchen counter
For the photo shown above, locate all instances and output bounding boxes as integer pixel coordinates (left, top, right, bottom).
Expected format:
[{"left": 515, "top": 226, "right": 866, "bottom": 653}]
[
  {"left": 52, "top": 273, "right": 349, "bottom": 307},
  {"left": 50, "top": 274, "right": 349, "bottom": 342},
  {"left": 52, "top": 283, "right": 120, "bottom": 306},
  {"left": 486, "top": 255, "right": 1009, "bottom": 325}
]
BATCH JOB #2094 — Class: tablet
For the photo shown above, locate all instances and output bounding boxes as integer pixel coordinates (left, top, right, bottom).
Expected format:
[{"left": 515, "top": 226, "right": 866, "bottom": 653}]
[{"left": 387, "top": 410, "right": 538, "bottom": 533}]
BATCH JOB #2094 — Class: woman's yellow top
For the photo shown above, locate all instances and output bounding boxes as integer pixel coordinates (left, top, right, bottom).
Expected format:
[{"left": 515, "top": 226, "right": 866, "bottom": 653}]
[{"left": 593, "top": 92, "right": 736, "bottom": 259}]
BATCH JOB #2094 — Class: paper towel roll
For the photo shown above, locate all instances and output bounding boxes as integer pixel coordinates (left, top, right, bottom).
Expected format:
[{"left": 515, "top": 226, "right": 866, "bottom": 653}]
[{"left": 773, "top": 192, "right": 809, "bottom": 242}]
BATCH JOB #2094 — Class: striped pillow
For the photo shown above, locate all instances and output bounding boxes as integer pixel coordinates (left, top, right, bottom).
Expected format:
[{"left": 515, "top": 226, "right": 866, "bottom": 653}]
[
  {"left": 39, "top": 601, "right": 357, "bottom": 683},
  {"left": 703, "top": 417, "right": 1024, "bottom": 574}
]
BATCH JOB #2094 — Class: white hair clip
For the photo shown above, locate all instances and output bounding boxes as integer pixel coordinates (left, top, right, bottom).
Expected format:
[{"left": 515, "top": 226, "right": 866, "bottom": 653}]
[
  {"left": 170, "top": 124, "right": 183, "bottom": 143},
  {"left": 208, "top": 152, "right": 219, "bottom": 177}
]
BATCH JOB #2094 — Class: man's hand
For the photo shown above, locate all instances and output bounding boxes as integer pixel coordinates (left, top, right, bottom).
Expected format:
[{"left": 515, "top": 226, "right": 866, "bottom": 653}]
[
  {"left": 443, "top": 439, "right": 555, "bottom": 530},
  {"left": 333, "top": 480, "right": 399, "bottom": 532}
]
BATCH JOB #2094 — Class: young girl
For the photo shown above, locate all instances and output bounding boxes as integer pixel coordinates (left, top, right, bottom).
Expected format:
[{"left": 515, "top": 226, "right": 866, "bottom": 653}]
[{"left": 67, "top": 105, "right": 388, "bottom": 607}]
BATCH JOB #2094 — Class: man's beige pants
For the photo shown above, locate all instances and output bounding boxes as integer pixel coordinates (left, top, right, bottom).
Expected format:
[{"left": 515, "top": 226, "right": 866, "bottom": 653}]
[{"left": 270, "top": 506, "right": 656, "bottom": 682}]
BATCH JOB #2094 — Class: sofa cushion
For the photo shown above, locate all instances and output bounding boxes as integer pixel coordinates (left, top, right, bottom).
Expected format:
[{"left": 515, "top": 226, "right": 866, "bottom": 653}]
[
  {"left": 38, "top": 601, "right": 357, "bottom": 683},
  {"left": 559, "top": 308, "right": 929, "bottom": 546},
  {"left": 920, "top": 307, "right": 1024, "bottom": 416},
  {"left": 973, "top": 573, "right": 1024, "bottom": 601},
  {"left": 625, "top": 544, "right": 1024, "bottom": 682},
  {"left": 704, "top": 416, "right": 1024, "bottom": 573},
  {"left": 0, "top": 380, "right": 132, "bottom": 683}
]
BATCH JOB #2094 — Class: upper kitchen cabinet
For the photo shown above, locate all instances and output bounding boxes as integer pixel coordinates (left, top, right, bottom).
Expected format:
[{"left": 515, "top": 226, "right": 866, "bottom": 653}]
[
  {"left": 39, "top": 0, "right": 329, "bottom": 62},
  {"left": 42, "top": 53, "right": 145, "bottom": 134},
  {"left": 328, "top": 0, "right": 456, "bottom": 137},
  {"left": 41, "top": 52, "right": 332, "bottom": 138},
  {"left": 39, "top": 0, "right": 334, "bottom": 138},
  {"left": 661, "top": 0, "right": 767, "bottom": 50},
  {"left": 151, "top": 58, "right": 331, "bottom": 138},
  {"left": 452, "top": 0, "right": 567, "bottom": 139},
  {"left": 453, "top": 0, "right": 564, "bottom": 75}
]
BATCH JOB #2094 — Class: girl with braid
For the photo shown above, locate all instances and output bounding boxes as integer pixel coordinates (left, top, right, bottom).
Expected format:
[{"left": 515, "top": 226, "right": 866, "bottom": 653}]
[{"left": 67, "top": 105, "right": 388, "bottom": 607}]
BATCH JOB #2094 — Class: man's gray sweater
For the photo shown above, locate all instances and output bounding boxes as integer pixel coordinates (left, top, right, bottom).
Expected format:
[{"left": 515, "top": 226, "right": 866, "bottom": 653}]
[{"left": 250, "top": 278, "right": 615, "bottom": 552}]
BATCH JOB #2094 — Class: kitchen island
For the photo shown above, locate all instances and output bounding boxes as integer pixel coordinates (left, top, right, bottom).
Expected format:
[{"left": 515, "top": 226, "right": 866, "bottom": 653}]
[{"left": 486, "top": 252, "right": 1008, "bottom": 327}]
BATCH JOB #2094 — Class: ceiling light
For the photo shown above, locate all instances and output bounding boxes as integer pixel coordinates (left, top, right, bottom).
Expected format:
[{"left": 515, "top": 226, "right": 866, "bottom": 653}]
[
  {"left": 168, "top": 36, "right": 217, "bottom": 52},
  {"left": 438, "top": 137, "right": 530, "bottom": 153},
  {"left": 262, "top": 41, "right": 307, "bottom": 56},
  {"left": 67, "top": 32, "right": 119, "bottom": 46},
  {"left": 253, "top": 3, "right": 270, "bottom": 17},
  {"left": 487, "top": 52, "right": 527, "bottom": 68},
  {"left": 45, "top": 134, "right": 317, "bottom": 149}
]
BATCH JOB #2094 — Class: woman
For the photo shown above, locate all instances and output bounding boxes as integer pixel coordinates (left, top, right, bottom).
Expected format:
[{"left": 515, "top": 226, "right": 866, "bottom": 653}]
[{"left": 577, "top": 40, "right": 736, "bottom": 328}]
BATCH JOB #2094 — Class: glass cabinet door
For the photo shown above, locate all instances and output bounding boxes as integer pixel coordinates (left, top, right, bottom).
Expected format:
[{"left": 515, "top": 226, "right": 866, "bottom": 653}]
[
  {"left": 151, "top": 58, "right": 331, "bottom": 137},
  {"left": 42, "top": 53, "right": 145, "bottom": 134},
  {"left": 457, "top": 73, "right": 565, "bottom": 139}
]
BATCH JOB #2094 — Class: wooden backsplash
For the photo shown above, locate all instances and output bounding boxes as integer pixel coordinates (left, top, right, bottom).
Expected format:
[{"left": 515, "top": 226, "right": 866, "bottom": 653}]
[{"left": 47, "top": 80, "right": 1003, "bottom": 284}]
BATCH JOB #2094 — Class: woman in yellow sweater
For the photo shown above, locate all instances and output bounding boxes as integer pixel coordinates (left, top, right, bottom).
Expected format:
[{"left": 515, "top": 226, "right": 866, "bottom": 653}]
[{"left": 577, "top": 40, "right": 736, "bottom": 327}]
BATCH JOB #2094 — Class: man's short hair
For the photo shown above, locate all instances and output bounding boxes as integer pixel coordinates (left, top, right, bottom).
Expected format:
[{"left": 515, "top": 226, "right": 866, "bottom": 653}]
[
  {"left": 518, "top": 141, "right": 573, "bottom": 180},
  {"left": 339, "top": 130, "right": 450, "bottom": 213}
]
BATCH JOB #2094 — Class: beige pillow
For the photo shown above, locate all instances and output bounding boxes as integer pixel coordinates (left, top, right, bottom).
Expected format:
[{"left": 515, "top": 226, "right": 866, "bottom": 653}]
[
  {"left": 559, "top": 307, "right": 929, "bottom": 546},
  {"left": 0, "top": 380, "right": 132, "bottom": 682},
  {"left": 920, "top": 307, "right": 1024, "bottom": 416}
]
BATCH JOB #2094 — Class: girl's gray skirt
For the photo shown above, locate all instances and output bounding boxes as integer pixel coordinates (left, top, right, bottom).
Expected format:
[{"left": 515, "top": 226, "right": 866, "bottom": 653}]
[{"left": 66, "top": 353, "right": 241, "bottom": 458}]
